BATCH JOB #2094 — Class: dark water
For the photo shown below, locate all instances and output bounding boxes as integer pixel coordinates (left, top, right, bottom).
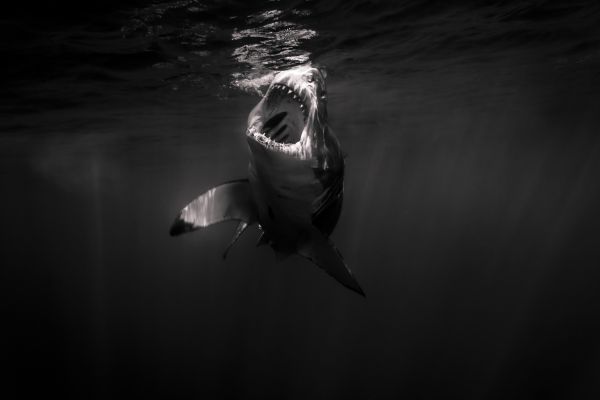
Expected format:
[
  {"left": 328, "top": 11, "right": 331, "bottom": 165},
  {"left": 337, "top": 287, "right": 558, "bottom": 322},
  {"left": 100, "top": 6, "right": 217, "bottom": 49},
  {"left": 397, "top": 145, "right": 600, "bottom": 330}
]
[{"left": 3, "top": 1, "right": 600, "bottom": 398}]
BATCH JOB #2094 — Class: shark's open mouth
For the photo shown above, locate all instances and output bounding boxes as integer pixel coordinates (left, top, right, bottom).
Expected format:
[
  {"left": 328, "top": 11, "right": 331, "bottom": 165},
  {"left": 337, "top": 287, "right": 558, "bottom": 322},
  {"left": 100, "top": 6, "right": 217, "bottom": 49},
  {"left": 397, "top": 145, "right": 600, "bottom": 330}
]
[
  {"left": 247, "top": 66, "right": 327, "bottom": 159},
  {"left": 261, "top": 83, "right": 308, "bottom": 144},
  {"left": 256, "top": 83, "right": 309, "bottom": 146}
]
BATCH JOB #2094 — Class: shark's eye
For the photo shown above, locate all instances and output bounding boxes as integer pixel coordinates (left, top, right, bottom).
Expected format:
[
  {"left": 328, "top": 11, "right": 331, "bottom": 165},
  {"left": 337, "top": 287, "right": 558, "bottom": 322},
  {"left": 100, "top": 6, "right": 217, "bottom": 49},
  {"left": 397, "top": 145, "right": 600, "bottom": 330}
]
[{"left": 306, "top": 74, "right": 314, "bottom": 83}]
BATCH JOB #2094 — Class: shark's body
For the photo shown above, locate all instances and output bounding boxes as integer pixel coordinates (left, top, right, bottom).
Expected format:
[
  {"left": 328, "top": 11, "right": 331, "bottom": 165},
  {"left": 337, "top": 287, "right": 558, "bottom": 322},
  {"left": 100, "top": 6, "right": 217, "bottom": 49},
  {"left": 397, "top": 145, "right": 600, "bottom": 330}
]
[{"left": 170, "top": 66, "right": 364, "bottom": 296}]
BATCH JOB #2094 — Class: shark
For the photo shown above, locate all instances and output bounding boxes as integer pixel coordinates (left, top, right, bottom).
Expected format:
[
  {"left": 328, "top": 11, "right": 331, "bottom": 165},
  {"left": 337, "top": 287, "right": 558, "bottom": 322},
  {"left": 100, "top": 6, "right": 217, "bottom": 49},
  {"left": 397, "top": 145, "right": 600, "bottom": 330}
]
[{"left": 169, "top": 65, "right": 364, "bottom": 296}]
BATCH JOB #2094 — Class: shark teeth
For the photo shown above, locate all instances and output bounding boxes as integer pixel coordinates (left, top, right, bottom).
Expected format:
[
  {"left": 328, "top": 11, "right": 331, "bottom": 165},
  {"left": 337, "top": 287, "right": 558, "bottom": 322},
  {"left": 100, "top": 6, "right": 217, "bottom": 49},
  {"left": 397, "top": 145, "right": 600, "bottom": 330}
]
[
  {"left": 248, "top": 125, "right": 308, "bottom": 159},
  {"left": 269, "top": 83, "right": 308, "bottom": 119}
]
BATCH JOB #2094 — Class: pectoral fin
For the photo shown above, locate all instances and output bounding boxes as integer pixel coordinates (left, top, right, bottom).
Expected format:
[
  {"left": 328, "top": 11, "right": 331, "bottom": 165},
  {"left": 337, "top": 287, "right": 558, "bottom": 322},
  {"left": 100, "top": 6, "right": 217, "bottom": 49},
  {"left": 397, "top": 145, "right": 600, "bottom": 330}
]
[
  {"left": 297, "top": 228, "right": 365, "bottom": 297},
  {"left": 170, "top": 179, "right": 257, "bottom": 236}
]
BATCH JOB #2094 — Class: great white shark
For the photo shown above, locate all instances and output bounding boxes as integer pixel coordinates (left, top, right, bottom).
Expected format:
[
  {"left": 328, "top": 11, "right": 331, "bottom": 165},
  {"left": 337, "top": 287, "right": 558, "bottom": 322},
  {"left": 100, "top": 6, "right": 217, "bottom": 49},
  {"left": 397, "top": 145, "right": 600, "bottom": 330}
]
[{"left": 170, "top": 65, "right": 364, "bottom": 296}]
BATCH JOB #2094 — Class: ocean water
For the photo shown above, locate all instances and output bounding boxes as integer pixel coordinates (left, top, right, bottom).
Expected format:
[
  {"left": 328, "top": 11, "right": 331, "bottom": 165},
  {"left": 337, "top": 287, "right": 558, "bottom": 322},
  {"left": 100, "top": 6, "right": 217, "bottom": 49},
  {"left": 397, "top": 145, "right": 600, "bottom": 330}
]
[{"left": 3, "top": 1, "right": 600, "bottom": 398}]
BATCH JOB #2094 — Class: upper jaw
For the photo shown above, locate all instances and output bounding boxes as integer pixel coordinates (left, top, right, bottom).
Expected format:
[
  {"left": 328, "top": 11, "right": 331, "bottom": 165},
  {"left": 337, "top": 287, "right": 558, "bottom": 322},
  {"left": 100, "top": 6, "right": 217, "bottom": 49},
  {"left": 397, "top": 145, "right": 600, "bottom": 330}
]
[{"left": 267, "top": 82, "right": 310, "bottom": 120}]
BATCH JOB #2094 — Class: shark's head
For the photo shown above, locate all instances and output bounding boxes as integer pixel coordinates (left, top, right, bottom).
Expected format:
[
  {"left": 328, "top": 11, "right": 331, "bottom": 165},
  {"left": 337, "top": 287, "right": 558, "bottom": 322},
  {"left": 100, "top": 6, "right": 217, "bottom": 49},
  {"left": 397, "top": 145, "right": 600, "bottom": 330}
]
[{"left": 246, "top": 66, "right": 329, "bottom": 163}]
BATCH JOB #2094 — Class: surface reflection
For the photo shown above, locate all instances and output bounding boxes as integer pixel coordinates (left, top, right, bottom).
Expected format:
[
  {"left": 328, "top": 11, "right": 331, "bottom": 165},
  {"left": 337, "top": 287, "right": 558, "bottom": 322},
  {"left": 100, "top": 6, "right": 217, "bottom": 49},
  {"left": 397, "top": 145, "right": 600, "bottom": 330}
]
[{"left": 118, "top": 1, "right": 320, "bottom": 95}]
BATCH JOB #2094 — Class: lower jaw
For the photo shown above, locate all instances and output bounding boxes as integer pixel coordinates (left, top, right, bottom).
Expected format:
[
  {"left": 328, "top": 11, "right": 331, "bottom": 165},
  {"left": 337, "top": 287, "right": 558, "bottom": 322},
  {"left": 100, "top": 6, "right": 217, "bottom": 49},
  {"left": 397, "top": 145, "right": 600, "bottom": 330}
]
[{"left": 247, "top": 131, "right": 310, "bottom": 159}]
